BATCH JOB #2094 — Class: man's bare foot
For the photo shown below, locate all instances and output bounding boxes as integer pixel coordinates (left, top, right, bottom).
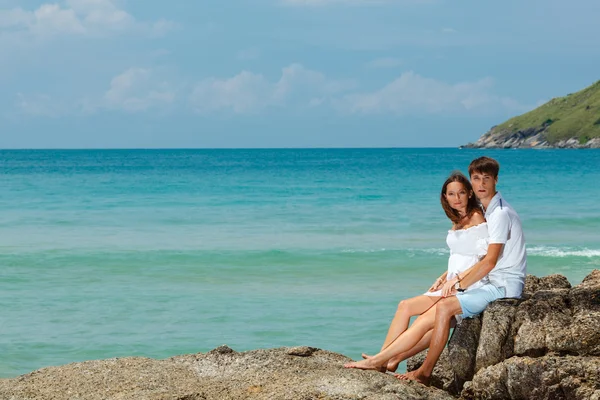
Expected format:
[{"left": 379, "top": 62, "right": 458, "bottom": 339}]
[
  {"left": 344, "top": 359, "right": 386, "bottom": 372},
  {"left": 361, "top": 353, "right": 371, "bottom": 359},
  {"left": 394, "top": 370, "right": 430, "bottom": 386}
]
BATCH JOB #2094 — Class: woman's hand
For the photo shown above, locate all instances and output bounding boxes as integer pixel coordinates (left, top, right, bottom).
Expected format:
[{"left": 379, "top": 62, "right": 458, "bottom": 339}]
[
  {"left": 441, "top": 278, "right": 458, "bottom": 297},
  {"left": 429, "top": 277, "right": 444, "bottom": 292}
]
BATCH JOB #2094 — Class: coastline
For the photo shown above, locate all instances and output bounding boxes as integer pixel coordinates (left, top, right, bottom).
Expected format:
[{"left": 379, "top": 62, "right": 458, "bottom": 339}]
[
  {"left": 1, "top": 271, "right": 598, "bottom": 400},
  {"left": 461, "top": 126, "right": 600, "bottom": 149}
]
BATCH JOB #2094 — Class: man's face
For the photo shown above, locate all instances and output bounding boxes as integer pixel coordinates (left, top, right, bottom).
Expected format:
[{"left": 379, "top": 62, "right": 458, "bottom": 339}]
[{"left": 470, "top": 171, "right": 498, "bottom": 202}]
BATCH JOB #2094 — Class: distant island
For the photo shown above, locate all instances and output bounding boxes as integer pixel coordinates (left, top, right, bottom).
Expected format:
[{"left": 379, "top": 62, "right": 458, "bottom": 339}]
[{"left": 462, "top": 80, "right": 600, "bottom": 149}]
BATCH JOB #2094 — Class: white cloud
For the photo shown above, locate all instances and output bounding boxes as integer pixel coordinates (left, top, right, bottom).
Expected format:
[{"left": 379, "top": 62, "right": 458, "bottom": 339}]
[
  {"left": 189, "top": 67, "right": 524, "bottom": 116},
  {"left": 16, "top": 93, "right": 69, "bottom": 117},
  {"left": 281, "top": 0, "right": 431, "bottom": 6},
  {"left": 14, "top": 65, "right": 525, "bottom": 118},
  {"left": 337, "top": 71, "right": 526, "bottom": 115},
  {"left": 0, "top": 0, "right": 173, "bottom": 37},
  {"left": 103, "top": 68, "right": 176, "bottom": 112},
  {"left": 16, "top": 67, "right": 176, "bottom": 116},
  {"left": 190, "top": 63, "right": 354, "bottom": 114},
  {"left": 367, "top": 57, "right": 403, "bottom": 68}
]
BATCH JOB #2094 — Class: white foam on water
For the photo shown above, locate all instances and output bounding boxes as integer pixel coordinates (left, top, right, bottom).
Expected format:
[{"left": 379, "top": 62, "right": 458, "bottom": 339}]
[
  {"left": 527, "top": 246, "right": 600, "bottom": 258},
  {"left": 340, "top": 248, "right": 387, "bottom": 253}
]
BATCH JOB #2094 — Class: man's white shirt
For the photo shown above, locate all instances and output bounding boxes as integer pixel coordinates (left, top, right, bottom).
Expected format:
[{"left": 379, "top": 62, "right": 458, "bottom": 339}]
[{"left": 484, "top": 192, "right": 527, "bottom": 298}]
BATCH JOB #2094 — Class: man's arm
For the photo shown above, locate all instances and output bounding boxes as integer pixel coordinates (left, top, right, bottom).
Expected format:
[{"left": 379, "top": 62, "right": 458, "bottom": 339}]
[
  {"left": 459, "top": 243, "right": 503, "bottom": 288},
  {"left": 441, "top": 243, "right": 504, "bottom": 296}
]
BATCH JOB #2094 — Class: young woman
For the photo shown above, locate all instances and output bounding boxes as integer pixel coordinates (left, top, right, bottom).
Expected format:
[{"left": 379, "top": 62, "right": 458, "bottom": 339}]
[{"left": 345, "top": 171, "right": 489, "bottom": 372}]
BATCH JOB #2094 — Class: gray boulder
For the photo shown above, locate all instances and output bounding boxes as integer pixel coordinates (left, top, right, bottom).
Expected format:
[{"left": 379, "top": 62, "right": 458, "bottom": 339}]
[
  {"left": 513, "top": 270, "right": 600, "bottom": 357},
  {"left": 464, "top": 355, "right": 600, "bottom": 400},
  {"left": 0, "top": 345, "right": 454, "bottom": 400},
  {"left": 406, "top": 315, "right": 482, "bottom": 395},
  {"left": 406, "top": 348, "right": 455, "bottom": 394}
]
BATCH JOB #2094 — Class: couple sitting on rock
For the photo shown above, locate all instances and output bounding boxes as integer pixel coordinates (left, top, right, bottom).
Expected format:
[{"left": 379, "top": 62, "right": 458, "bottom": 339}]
[{"left": 344, "top": 156, "right": 527, "bottom": 385}]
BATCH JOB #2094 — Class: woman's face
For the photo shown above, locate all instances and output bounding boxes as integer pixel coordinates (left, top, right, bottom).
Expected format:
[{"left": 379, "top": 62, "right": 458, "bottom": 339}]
[{"left": 445, "top": 181, "right": 470, "bottom": 212}]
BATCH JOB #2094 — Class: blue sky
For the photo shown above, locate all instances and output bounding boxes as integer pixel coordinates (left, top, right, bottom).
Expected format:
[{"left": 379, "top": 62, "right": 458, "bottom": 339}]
[{"left": 1, "top": 0, "right": 599, "bottom": 148}]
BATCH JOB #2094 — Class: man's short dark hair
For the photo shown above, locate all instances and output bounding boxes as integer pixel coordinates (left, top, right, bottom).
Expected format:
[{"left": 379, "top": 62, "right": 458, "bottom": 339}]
[{"left": 468, "top": 156, "right": 500, "bottom": 178}]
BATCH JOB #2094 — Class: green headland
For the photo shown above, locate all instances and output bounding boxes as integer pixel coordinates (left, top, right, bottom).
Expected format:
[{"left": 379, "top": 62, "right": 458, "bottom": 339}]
[{"left": 463, "top": 80, "right": 600, "bottom": 148}]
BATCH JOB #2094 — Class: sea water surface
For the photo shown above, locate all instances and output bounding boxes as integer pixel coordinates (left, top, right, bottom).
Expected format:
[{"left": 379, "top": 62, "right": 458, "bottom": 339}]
[{"left": 1, "top": 148, "right": 599, "bottom": 377}]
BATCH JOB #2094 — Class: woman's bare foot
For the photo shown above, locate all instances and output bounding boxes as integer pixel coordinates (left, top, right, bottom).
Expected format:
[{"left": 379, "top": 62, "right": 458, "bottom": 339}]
[
  {"left": 385, "top": 355, "right": 402, "bottom": 372},
  {"left": 394, "top": 370, "right": 430, "bottom": 386},
  {"left": 344, "top": 358, "right": 386, "bottom": 372},
  {"left": 361, "top": 353, "right": 401, "bottom": 372}
]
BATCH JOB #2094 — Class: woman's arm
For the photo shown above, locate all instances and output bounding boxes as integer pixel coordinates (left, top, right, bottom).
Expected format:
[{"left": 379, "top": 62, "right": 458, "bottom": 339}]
[{"left": 429, "top": 271, "right": 448, "bottom": 292}]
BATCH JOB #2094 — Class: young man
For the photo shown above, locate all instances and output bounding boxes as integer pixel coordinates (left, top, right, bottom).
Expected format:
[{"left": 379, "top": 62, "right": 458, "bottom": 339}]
[{"left": 398, "top": 156, "right": 527, "bottom": 385}]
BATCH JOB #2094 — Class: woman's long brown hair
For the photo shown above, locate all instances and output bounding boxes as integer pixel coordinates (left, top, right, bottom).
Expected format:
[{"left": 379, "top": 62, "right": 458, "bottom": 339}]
[{"left": 440, "top": 171, "right": 481, "bottom": 226}]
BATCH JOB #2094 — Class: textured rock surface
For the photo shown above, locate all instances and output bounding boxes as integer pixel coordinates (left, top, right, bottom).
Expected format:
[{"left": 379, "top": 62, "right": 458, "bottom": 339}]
[
  {"left": 461, "top": 126, "right": 600, "bottom": 149},
  {"left": 447, "top": 316, "right": 481, "bottom": 390},
  {"left": 474, "top": 299, "right": 519, "bottom": 372},
  {"left": 406, "top": 348, "right": 455, "bottom": 394},
  {"left": 514, "top": 270, "right": 600, "bottom": 357},
  {"left": 0, "top": 346, "right": 453, "bottom": 400},
  {"left": 407, "top": 316, "right": 482, "bottom": 395},
  {"left": 464, "top": 355, "right": 600, "bottom": 400}
]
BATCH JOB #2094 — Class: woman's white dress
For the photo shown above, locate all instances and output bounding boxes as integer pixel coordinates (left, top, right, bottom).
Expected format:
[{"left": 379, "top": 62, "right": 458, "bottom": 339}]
[{"left": 424, "top": 222, "right": 489, "bottom": 297}]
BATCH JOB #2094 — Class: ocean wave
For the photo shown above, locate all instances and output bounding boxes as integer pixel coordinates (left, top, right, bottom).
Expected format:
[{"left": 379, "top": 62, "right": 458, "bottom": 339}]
[
  {"left": 340, "top": 247, "right": 449, "bottom": 256},
  {"left": 340, "top": 248, "right": 388, "bottom": 253},
  {"left": 527, "top": 246, "right": 600, "bottom": 258}
]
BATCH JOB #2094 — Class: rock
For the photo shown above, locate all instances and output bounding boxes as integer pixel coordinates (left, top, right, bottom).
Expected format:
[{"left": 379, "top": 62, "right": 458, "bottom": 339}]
[
  {"left": 406, "top": 348, "right": 455, "bottom": 394},
  {"left": 475, "top": 299, "right": 519, "bottom": 372},
  {"left": 567, "top": 269, "right": 600, "bottom": 356},
  {"left": 448, "top": 316, "right": 482, "bottom": 388},
  {"left": 461, "top": 126, "right": 600, "bottom": 149},
  {"left": 0, "top": 347, "right": 454, "bottom": 400},
  {"left": 286, "top": 346, "right": 318, "bottom": 357},
  {"left": 406, "top": 316, "right": 482, "bottom": 395},
  {"left": 464, "top": 355, "right": 600, "bottom": 400},
  {"left": 523, "top": 273, "right": 571, "bottom": 297},
  {"left": 513, "top": 270, "right": 600, "bottom": 357},
  {"left": 584, "top": 137, "right": 600, "bottom": 148}
]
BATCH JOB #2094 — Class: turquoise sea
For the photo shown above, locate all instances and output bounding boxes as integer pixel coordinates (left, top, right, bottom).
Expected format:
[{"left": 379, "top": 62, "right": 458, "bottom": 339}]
[{"left": 1, "top": 148, "right": 599, "bottom": 378}]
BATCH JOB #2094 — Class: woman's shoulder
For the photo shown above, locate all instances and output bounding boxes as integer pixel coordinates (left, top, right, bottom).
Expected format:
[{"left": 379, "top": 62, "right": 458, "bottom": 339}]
[
  {"left": 450, "top": 212, "right": 487, "bottom": 232},
  {"left": 469, "top": 212, "right": 486, "bottom": 226}
]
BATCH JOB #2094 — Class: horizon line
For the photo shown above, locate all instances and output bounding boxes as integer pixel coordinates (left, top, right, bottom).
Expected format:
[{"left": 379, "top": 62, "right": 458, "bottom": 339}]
[{"left": 0, "top": 146, "right": 468, "bottom": 151}]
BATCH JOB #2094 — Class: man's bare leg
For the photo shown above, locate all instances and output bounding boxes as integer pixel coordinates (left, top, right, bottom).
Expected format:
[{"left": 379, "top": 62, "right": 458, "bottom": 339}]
[
  {"left": 396, "top": 297, "right": 462, "bottom": 385},
  {"left": 362, "top": 329, "right": 433, "bottom": 372},
  {"left": 344, "top": 305, "right": 437, "bottom": 370}
]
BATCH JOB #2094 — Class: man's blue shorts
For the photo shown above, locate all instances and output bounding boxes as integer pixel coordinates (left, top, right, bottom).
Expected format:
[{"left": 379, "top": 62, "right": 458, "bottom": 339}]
[{"left": 456, "top": 284, "right": 506, "bottom": 319}]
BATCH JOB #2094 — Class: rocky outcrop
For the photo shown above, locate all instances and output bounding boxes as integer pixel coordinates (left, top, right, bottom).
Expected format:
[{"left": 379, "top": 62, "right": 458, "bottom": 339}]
[
  {"left": 461, "top": 125, "right": 600, "bottom": 149},
  {"left": 1, "top": 271, "right": 597, "bottom": 400},
  {"left": 462, "top": 355, "right": 600, "bottom": 400},
  {"left": 0, "top": 345, "right": 453, "bottom": 400},
  {"left": 406, "top": 270, "right": 600, "bottom": 399}
]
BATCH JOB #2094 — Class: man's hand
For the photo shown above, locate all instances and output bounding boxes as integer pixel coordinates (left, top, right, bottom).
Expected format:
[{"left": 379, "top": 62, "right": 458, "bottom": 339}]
[{"left": 441, "top": 278, "right": 458, "bottom": 297}]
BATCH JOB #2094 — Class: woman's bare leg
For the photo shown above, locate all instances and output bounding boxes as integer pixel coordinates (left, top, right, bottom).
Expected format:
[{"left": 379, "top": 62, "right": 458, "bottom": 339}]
[
  {"left": 385, "top": 328, "right": 433, "bottom": 372},
  {"left": 380, "top": 295, "right": 440, "bottom": 351},
  {"left": 345, "top": 304, "right": 438, "bottom": 370},
  {"left": 363, "top": 328, "right": 433, "bottom": 372}
]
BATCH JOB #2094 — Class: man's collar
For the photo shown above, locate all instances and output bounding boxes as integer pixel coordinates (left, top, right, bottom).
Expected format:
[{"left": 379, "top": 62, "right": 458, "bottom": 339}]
[{"left": 484, "top": 192, "right": 502, "bottom": 215}]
